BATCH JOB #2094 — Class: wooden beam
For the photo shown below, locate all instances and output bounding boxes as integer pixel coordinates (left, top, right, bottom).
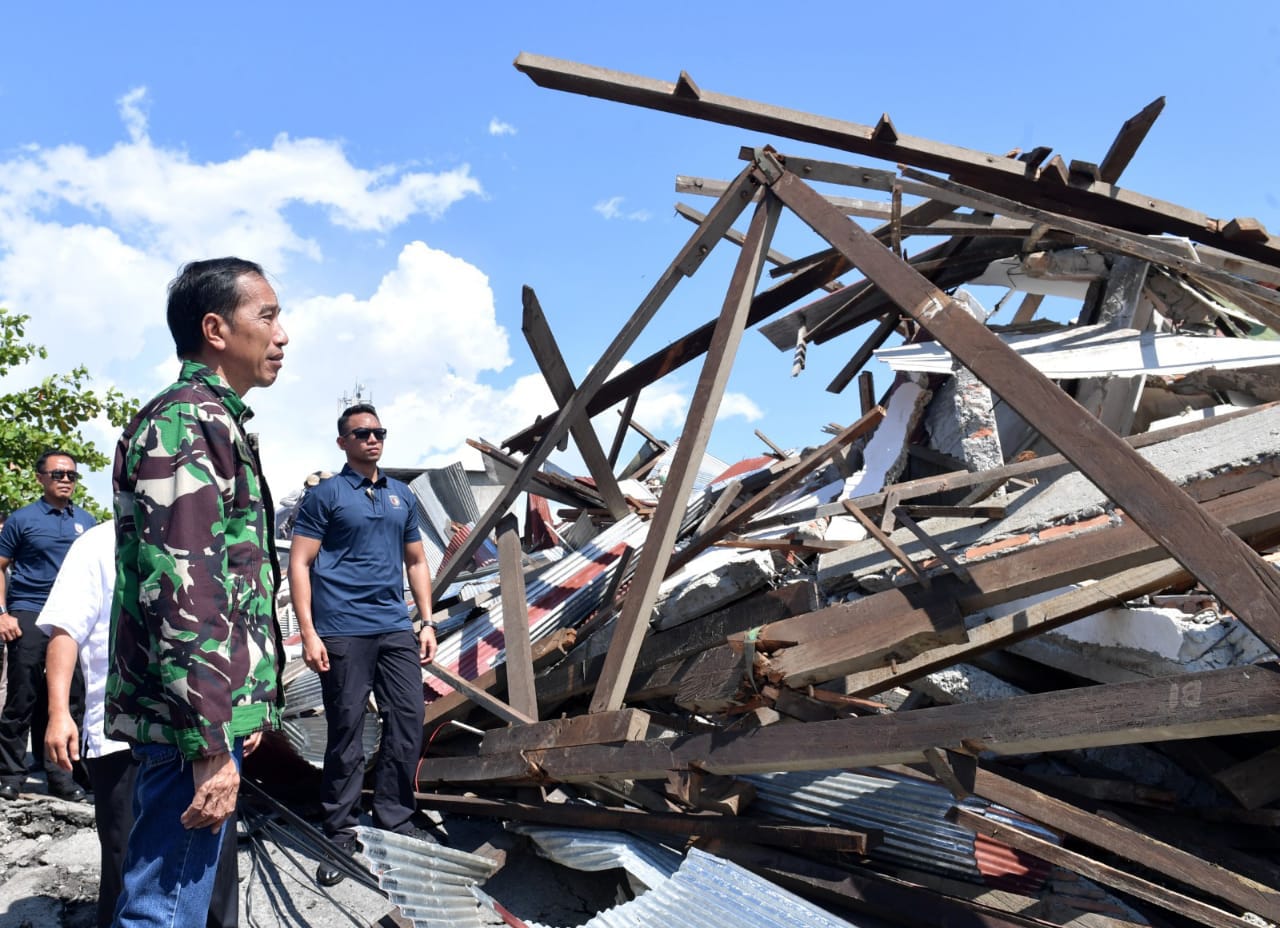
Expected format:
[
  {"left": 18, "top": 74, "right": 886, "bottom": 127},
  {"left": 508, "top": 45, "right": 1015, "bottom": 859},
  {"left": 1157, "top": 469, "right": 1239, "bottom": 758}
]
[
  {"left": 840, "top": 497, "right": 929, "bottom": 588},
  {"left": 950, "top": 807, "right": 1260, "bottom": 928},
  {"left": 590, "top": 193, "right": 783, "bottom": 713},
  {"left": 514, "top": 54, "right": 1280, "bottom": 263},
  {"left": 665, "top": 405, "right": 884, "bottom": 575},
  {"left": 521, "top": 287, "right": 630, "bottom": 520},
  {"left": 945, "top": 761, "right": 1280, "bottom": 924},
  {"left": 1098, "top": 96, "right": 1165, "bottom": 184},
  {"left": 495, "top": 513, "right": 538, "bottom": 722},
  {"left": 838, "top": 558, "right": 1190, "bottom": 698},
  {"left": 502, "top": 247, "right": 848, "bottom": 454},
  {"left": 431, "top": 164, "right": 759, "bottom": 595},
  {"left": 422, "top": 663, "right": 1280, "bottom": 783},
  {"left": 752, "top": 586, "right": 966, "bottom": 686},
  {"left": 533, "top": 581, "right": 817, "bottom": 707},
  {"left": 421, "top": 627, "right": 573, "bottom": 734},
  {"left": 421, "top": 660, "right": 536, "bottom": 726},
  {"left": 826, "top": 310, "right": 901, "bottom": 394},
  {"left": 606, "top": 392, "right": 638, "bottom": 467},
  {"left": 704, "top": 839, "right": 1061, "bottom": 928},
  {"left": 762, "top": 158, "right": 1280, "bottom": 655},
  {"left": 414, "top": 791, "right": 878, "bottom": 854},
  {"left": 480, "top": 708, "right": 649, "bottom": 755},
  {"left": 899, "top": 166, "right": 1280, "bottom": 326},
  {"left": 674, "top": 201, "right": 843, "bottom": 293}
]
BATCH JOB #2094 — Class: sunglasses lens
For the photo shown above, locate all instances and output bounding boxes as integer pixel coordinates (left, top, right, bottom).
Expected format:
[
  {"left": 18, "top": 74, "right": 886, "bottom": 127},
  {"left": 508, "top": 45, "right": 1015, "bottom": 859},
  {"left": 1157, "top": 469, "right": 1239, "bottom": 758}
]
[
  {"left": 45, "top": 470, "right": 78, "bottom": 481},
  {"left": 349, "top": 428, "right": 386, "bottom": 441}
]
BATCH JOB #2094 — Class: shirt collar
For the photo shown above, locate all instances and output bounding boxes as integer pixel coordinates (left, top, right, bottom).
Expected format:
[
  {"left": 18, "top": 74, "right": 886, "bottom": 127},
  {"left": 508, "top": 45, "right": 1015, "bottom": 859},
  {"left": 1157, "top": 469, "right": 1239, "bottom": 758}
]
[
  {"left": 338, "top": 463, "right": 386, "bottom": 489},
  {"left": 177, "top": 359, "right": 253, "bottom": 423},
  {"left": 36, "top": 497, "right": 77, "bottom": 517}
]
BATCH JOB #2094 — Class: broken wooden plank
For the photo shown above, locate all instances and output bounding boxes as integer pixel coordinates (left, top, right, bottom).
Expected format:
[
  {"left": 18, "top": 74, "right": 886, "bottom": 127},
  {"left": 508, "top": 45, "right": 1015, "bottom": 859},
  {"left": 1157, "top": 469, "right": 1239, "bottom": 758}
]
[
  {"left": 1098, "top": 96, "right": 1165, "bottom": 184},
  {"left": 762, "top": 157, "right": 1280, "bottom": 655},
  {"left": 950, "top": 807, "right": 1261, "bottom": 928},
  {"left": 522, "top": 286, "right": 630, "bottom": 520},
  {"left": 840, "top": 497, "right": 929, "bottom": 588},
  {"left": 496, "top": 513, "right": 538, "bottom": 722},
  {"left": 666, "top": 405, "right": 884, "bottom": 576},
  {"left": 938, "top": 756, "right": 1280, "bottom": 923},
  {"left": 590, "top": 193, "right": 783, "bottom": 713},
  {"left": 900, "top": 166, "right": 1280, "bottom": 326},
  {"left": 502, "top": 248, "right": 848, "bottom": 454},
  {"left": 421, "top": 660, "right": 536, "bottom": 727},
  {"left": 421, "top": 627, "right": 573, "bottom": 734}
]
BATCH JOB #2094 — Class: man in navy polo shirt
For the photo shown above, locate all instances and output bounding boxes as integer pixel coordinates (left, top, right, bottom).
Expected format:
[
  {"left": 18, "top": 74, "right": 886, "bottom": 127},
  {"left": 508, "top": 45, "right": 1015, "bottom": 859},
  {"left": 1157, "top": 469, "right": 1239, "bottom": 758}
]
[
  {"left": 289, "top": 403, "right": 437, "bottom": 886},
  {"left": 0, "top": 449, "right": 96, "bottom": 800}
]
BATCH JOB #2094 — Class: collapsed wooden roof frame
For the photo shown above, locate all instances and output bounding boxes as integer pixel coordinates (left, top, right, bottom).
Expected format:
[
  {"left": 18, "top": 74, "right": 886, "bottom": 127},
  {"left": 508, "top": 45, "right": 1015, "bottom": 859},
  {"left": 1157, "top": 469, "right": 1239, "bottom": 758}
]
[{"left": 417, "top": 54, "right": 1280, "bottom": 924}]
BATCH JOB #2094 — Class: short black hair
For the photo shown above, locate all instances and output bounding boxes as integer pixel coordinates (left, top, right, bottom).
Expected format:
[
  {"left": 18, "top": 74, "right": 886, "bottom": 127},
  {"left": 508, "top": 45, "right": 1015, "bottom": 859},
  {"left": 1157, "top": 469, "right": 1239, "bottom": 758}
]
[
  {"left": 36, "top": 449, "right": 75, "bottom": 473},
  {"left": 338, "top": 403, "right": 379, "bottom": 436},
  {"left": 166, "top": 257, "right": 267, "bottom": 357}
]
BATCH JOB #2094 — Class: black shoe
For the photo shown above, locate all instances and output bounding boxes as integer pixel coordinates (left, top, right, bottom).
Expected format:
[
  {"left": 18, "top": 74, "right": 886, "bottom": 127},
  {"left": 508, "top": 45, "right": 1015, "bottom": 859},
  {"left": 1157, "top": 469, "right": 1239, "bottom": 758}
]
[
  {"left": 0, "top": 781, "right": 19, "bottom": 801},
  {"left": 315, "top": 838, "right": 355, "bottom": 887},
  {"left": 50, "top": 783, "right": 87, "bottom": 803}
]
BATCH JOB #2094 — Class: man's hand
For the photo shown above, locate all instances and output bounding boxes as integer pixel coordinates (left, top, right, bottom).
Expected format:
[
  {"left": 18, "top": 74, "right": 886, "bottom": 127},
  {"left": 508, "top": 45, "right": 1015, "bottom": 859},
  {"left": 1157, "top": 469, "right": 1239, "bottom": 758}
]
[
  {"left": 419, "top": 626, "right": 437, "bottom": 664},
  {"left": 44, "top": 711, "right": 80, "bottom": 771},
  {"left": 301, "top": 632, "right": 329, "bottom": 673},
  {"left": 0, "top": 614, "right": 20, "bottom": 642},
  {"left": 181, "top": 752, "right": 239, "bottom": 833},
  {"left": 244, "top": 730, "right": 263, "bottom": 757}
]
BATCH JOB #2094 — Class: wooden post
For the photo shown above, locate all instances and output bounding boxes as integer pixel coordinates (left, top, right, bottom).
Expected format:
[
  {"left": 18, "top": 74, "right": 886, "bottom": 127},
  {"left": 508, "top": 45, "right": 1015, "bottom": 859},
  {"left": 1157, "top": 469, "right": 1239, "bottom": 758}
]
[{"left": 589, "top": 191, "right": 782, "bottom": 713}]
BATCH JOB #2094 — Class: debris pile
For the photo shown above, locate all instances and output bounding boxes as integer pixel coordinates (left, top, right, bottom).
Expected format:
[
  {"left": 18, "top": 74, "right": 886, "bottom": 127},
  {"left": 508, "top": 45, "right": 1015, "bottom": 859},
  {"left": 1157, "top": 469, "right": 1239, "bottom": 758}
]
[{"left": 270, "top": 53, "right": 1280, "bottom": 928}]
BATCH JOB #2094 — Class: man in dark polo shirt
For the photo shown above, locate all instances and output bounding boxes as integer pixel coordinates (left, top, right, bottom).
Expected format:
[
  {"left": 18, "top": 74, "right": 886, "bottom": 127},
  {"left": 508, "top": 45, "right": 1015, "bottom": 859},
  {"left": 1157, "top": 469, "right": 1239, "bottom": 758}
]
[
  {"left": 289, "top": 403, "right": 437, "bottom": 886},
  {"left": 0, "top": 449, "right": 96, "bottom": 800}
]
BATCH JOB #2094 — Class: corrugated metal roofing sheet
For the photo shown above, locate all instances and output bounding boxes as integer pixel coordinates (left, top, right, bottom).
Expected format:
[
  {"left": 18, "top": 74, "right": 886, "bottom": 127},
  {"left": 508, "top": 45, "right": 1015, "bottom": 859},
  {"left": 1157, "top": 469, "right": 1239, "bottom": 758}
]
[
  {"left": 514, "top": 826, "right": 863, "bottom": 928},
  {"left": 355, "top": 826, "right": 502, "bottom": 928},
  {"left": 745, "top": 768, "right": 1054, "bottom": 894}
]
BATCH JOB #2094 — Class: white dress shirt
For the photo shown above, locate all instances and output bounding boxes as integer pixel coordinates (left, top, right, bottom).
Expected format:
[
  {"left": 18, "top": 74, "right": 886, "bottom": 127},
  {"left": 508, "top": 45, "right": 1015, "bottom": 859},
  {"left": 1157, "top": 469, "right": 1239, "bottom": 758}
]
[{"left": 36, "top": 520, "right": 128, "bottom": 758}]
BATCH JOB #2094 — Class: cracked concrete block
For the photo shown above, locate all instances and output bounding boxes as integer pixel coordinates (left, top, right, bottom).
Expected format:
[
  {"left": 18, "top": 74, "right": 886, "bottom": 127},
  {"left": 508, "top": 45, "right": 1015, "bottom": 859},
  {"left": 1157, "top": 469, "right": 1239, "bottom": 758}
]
[{"left": 653, "top": 548, "right": 780, "bottom": 631}]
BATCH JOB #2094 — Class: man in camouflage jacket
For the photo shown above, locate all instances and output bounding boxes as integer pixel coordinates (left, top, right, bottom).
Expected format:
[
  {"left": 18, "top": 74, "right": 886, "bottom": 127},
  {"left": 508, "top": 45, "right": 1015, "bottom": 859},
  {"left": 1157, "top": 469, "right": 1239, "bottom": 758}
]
[{"left": 107, "top": 257, "right": 288, "bottom": 927}]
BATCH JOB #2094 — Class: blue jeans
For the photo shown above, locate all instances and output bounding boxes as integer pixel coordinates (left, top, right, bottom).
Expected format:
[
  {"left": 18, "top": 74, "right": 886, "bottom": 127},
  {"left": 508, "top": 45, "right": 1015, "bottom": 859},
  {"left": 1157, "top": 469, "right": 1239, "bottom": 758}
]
[{"left": 112, "top": 741, "right": 242, "bottom": 928}]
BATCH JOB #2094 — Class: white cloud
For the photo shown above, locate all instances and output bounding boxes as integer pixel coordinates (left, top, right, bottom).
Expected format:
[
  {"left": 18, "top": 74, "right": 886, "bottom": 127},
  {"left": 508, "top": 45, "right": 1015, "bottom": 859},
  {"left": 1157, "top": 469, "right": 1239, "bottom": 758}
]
[
  {"left": 0, "top": 86, "right": 504, "bottom": 505},
  {"left": 593, "top": 196, "right": 651, "bottom": 222},
  {"left": 488, "top": 118, "right": 517, "bottom": 136},
  {"left": 0, "top": 86, "right": 701, "bottom": 510},
  {"left": 716, "top": 392, "right": 764, "bottom": 423}
]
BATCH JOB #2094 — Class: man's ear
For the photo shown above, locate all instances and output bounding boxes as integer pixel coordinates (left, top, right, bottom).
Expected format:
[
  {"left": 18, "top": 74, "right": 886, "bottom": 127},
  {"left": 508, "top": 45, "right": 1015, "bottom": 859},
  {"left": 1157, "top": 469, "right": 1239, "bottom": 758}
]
[{"left": 201, "top": 312, "right": 228, "bottom": 350}]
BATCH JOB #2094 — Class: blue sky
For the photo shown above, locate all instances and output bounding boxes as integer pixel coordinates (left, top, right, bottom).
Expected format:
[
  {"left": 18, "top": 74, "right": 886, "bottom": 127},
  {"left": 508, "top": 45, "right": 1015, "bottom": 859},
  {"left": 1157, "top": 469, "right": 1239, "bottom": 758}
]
[{"left": 2, "top": 2, "right": 1278, "bottom": 508}]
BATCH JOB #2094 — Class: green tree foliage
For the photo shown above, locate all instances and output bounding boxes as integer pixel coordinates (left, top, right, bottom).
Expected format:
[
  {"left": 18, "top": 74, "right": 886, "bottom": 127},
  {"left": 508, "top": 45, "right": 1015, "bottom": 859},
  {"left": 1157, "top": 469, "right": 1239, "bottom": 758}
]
[{"left": 0, "top": 307, "right": 139, "bottom": 520}]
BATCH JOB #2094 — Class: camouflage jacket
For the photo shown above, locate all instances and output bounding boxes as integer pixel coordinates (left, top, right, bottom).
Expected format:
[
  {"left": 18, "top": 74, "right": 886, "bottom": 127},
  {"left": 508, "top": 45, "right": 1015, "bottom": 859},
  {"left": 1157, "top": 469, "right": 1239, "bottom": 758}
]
[{"left": 107, "top": 360, "right": 284, "bottom": 759}]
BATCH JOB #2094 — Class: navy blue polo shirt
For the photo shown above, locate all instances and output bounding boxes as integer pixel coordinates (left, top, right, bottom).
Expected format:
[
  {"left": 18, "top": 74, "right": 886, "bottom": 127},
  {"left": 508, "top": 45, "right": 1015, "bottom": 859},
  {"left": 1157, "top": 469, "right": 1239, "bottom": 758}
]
[
  {"left": 0, "top": 499, "right": 96, "bottom": 612},
  {"left": 291, "top": 464, "right": 422, "bottom": 637}
]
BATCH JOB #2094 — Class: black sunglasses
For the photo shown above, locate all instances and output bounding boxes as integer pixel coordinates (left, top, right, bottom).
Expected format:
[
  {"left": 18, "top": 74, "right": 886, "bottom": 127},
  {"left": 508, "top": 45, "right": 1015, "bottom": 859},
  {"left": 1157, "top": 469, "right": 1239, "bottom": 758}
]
[
  {"left": 40, "top": 470, "right": 80, "bottom": 482},
  {"left": 344, "top": 427, "right": 387, "bottom": 442}
]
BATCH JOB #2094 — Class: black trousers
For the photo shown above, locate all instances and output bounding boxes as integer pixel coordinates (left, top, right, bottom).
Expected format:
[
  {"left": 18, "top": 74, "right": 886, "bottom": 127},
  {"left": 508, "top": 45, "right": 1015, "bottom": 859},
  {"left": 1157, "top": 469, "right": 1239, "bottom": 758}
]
[
  {"left": 318, "top": 630, "right": 424, "bottom": 841},
  {"left": 0, "top": 608, "right": 84, "bottom": 789},
  {"left": 85, "top": 749, "right": 239, "bottom": 928}
]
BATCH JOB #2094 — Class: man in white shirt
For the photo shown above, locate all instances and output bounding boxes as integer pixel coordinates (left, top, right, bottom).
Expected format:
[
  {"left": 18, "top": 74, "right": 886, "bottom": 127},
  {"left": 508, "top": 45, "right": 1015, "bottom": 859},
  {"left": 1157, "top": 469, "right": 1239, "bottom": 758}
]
[{"left": 40, "top": 521, "right": 242, "bottom": 928}]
